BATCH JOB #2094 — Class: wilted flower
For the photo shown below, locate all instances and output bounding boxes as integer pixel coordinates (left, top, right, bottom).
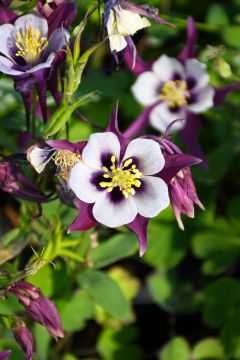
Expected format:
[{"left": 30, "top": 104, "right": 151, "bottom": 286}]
[
  {"left": 7, "top": 281, "right": 63, "bottom": 340},
  {"left": 0, "top": 13, "right": 69, "bottom": 122},
  {"left": 0, "top": 160, "right": 49, "bottom": 202},
  {"left": 12, "top": 320, "right": 34, "bottom": 360},
  {"left": 124, "top": 17, "right": 240, "bottom": 162},
  {"left": 103, "top": 0, "right": 172, "bottom": 53}
]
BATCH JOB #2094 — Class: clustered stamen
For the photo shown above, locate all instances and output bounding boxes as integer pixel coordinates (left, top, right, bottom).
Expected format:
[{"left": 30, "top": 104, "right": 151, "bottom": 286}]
[
  {"left": 160, "top": 80, "right": 190, "bottom": 108},
  {"left": 99, "top": 155, "right": 142, "bottom": 198},
  {"left": 16, "top": 27, "right": 48, "bottom": 65},
  {"left": 54, "top": 149, "right": 81, "bottom": 181}
]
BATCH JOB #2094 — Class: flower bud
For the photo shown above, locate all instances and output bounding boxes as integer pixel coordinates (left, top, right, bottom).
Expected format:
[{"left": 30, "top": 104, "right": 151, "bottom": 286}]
[
  {"left": 0, "top": 351, "right": 11, "bottom": 360},
  {"left": 12, "top": 320, "right": 33, "bottom": 360}
]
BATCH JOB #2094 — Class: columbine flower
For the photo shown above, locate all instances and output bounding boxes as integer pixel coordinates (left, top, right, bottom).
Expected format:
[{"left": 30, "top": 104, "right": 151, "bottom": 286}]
[
  {"left": 12, "top": 320, "right": 34, "bottom": 360},
  {"left": 159, "top": 132, "right": 204, "bottom": 230},
  {"left": 103, "top": 0, "right": 172, "bottom": 53},
  {"left": 0, "top": 351, "right": 11, "bottom": 360},
  {"left": 0, "top": 13, "right": 69, "bottom": 122},
  {"left": 124, "top": 17, "right": 240, "bottom": 162},
  {"left": 0, "top": 160, "right": 49, "bottom": 202},
  {"left": 7, "top": 281, "right": 63, "bottom": 340}
]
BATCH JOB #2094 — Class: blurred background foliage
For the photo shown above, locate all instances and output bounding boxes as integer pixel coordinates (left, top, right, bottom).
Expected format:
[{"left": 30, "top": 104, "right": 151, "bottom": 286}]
[{"left": 1, "top": 0, "right": 240, "bottom": 359}]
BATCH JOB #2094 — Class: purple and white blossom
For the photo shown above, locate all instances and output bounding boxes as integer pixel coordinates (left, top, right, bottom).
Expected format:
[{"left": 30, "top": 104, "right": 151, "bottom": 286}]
[
  {"left": 131, "top": 55, "right": 214, "bottom": 132},
  {"left": 103, "top": 0, "right": 172, "bottom": 53}
]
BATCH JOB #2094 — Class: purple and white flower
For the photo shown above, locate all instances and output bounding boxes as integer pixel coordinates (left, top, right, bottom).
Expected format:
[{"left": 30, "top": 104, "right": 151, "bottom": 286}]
[
  {"left": 103, "top": 0, "right": 172, "bottom": 53},
  {"left": 0, "top": 12, "right": 69, "bottom": 77},
  {"left": 68, "top": 132, "right": 170, "bottom": 229},
  {"left": 131, "top": 54, "right": 214, "bottom": 132}
]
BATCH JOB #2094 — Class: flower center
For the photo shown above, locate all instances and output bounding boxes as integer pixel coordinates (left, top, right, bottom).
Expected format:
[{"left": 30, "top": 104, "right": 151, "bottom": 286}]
[
  {"left": 53, "top": 149, "right": 81, "bottom": 181},
  {"left": 99, "top": 155, "right": 142, "bottom": 198},
  {"left": 160, "top": 80, "right": 190, "bottom": 108},
  {"left": 15, "top": 27, "right": 48, "bottom": 66}
]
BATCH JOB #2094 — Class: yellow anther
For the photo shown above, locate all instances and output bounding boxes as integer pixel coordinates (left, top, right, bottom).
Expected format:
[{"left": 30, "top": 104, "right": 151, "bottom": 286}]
[
  {"left": 15, "top": 26, "right": 48, "bottom": 66},
  {"left": 53, "top": 149, "right": 80, "bottom": 181},
  {"left": 160, "top": 80, "right": 190, "bottom": 108},
  {"left": 99, "top": 156, "right": 142, "bottom": 198}
]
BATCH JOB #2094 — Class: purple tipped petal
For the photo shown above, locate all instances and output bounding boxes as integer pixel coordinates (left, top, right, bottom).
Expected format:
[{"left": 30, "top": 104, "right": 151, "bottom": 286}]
[
  {"left": 48, "top": 3, "right": 76, "bottom": 35},
  {"left": 68, "top": 200, "right": 97, "bottom": 233},
  {"left": 0, "top": 351, "right": 11, "bottom": 360},
  {"left": 124, "top": 44, "right": 151, "bottom": 75},
  {"left": 123, "top": 101, "right": 159, "bottom": 138},
  {"left": 127, "top": 214, "right": 149, "bottom": 256},
  {"left": 14, "top": 13, "right": 48, "bottom": 38},
  {"left": 178, "top": 17, "right": 197, "bottom": 63},
  {"left": 0, "top": 56, "right": 22, "bottom": 76},
  {"left": 0, "top": 23, "right": 16, "bottom": 59},
  {"left": 180, "top": 112, "right": 207, "bottom": 166},
  {"left": 214, "top": 83, "right": 240, "bottom": 106},
  {"left": 44, "top": 28, "right": 69, "bottom": 57},
  {"left": 12, "top": 321, "right": 34, "bottom": 360}
]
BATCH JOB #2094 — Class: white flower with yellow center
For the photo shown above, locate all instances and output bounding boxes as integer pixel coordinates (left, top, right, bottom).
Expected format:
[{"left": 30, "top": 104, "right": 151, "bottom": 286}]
[
  {"left": 107, "top": 5, "right": 150, "bottom": 52},
  {"left": 68, "top": 132, "right": 170, "bottom": 227},
  {"left": 131, "top": 54, "right": 215, "bottom": 132}
]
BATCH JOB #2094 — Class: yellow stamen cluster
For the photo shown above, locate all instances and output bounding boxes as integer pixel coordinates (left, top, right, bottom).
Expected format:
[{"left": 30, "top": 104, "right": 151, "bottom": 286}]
[
  {"left": 99, "top": 155, "right": 142, "bottom": 198},
  {"left": 16, "top": 27, "right": 48, "bottom": 65},
  {"left": 54, "top": 149, "right": 81, "bottom": 181},
  {"left": 160, "top": 80, "right": 190, "bottom": 108}
]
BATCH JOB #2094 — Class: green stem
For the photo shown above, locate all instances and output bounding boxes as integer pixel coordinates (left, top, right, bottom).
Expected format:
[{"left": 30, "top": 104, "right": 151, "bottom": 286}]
[{"left": 163, "top": 15, "right": 220, "bottom": 32}]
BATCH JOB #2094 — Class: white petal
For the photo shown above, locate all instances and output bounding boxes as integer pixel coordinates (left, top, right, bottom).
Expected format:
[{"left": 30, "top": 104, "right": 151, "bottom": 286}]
[
  {"left": 150, "top": 102, "right": 185, "bottom": 133},
  {"left": 152, "top": 55, "right": 185, "bottom": 82},
  {"left": 185, "top": 59, "right": 210, "bottom": 91},
  {"left": 14, "top": 13, "right": 48, "bottom": 38},
  {"left": 109, "top": 34, "right": 128, "bottom": 52},
  {"left": 123, "top": 138, "right": 165, "bottom": 175},
  {"left": 0, "top": 24, "right": 16, "bottom": 60},
  {"left": 93, "top": 192, "right": 137, "bottom": 227},
  {"left": 68, "top": 162, "right": 103, "bottom": 203},
  {"left": 27, "top": 145, "right": 55, "bottom": 173},
  {"left": 115, "top": 7, "right": 150, "bottom": 36},
  {"left": 82, "top": 132, "right": 121, "bottom": 170},
  {"left": 188, "top": 86, "right": 214, "bottom": 113},
  {"left": 27, "top": 52, "right": 55, "bottom": 73},
  {"left": 131, "top": 72, "right": 160, "bottom": 106},
  {"left": 0, "top": 55, "right": 22, "bottom": 76},
  {"left": 134, "top": 176, "right": 170, "bottom": 218}
]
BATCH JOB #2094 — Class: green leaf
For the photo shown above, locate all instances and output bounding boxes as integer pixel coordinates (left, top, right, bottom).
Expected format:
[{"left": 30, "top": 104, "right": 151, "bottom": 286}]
[
  {"left": 221, "top": 307, "right": 240, "bottom": 358},
  {"left": 34, "top": 324, "right": 51, "bottom": 360},
  {"left": 91, "top": 233, "right": 138, "bottom": 269},
  {"left": 77, "top": 269, "right": 131, "bottom": 320},
  {"left": 203, "top": 278, "right": 240, "bottom": 328},
  {"left": 223, "top": 26, "right": 240, "bottom": 48},
  {"left": 26, "top": 265, "right": 53, "bottom": 298},
  {"left": 0, "top": 228, "right": 28, "bottom": 266},
  {"left": 43, "top": 92, "right": 95, "bottom": 137},
  {"left": 160, "top": 337, "right": 191, "bottom": 360},
  {"left": 206, "top": 4, "right": 229, "bottom": 26},
  {"left": 61, "top": 289, "right": 95, "bottom": 332},
  {"left": 192, "top": 338, "right": 225, "bottom": 360}
]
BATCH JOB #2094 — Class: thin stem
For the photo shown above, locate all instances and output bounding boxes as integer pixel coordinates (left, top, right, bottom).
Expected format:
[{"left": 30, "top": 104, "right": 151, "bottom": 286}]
[{"left": 163, "top": 15, "right": 220, "bottom": 33}]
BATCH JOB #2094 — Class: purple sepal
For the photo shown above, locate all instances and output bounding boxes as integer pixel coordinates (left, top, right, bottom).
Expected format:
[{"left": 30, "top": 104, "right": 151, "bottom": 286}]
[
  {"left": 178, "top": 17, "right": 197, "bottom": 63},
  {"left": 0, "top": 351, "right": 11, "bottom": 360},
  {"left": 123, "top": 102, "right": 160, "bottom": 138},
  {"left": 180, "top": 112, "right": 207, "bottom": 167},
  {"left": 68, "top": 200, "right": 97, "bottom": 233},
  {"left": 127, "top": 214, "right": 149, "bottom": 257},
  {"left": 47, "top": 3, "right": 76, "bottom": 35},
  {"left": 214, "top": 82, "right": 240, "bottom": 106},
  {"left": 12, "top": 320, "right": 34, "bottom": 360},
  {"left": 47, "top": 140, "right": 86, "bottom": 153},
  {"left": 124, "top": 45, "right": 151, "bottom": 75},
  {"left": 158, "top": 152, "right": 201, "bottom": 184},
  {"left": 36, "top": 81, "right": 48, "bottom": 123},
  {"left": 0, "top": 4, "right": 17, "bottom": 23},
  {"left": 106, "top": 103, "right": 129, "bottom": 152}
]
